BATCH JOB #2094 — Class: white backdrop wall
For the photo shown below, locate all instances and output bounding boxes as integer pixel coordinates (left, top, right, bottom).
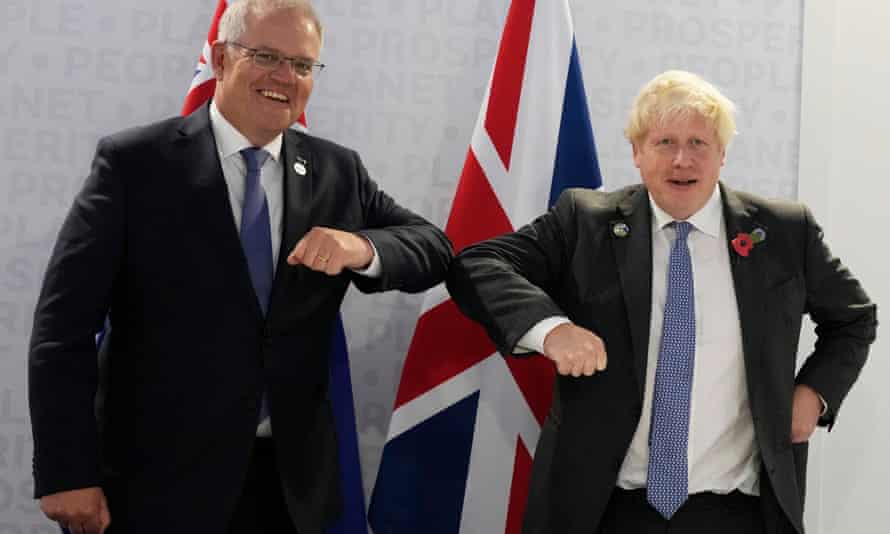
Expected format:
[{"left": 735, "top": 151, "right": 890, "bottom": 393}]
[
  {"left": 0, "top": 0, "right": 878, "bottom": 532},
  {"left": 797, "top": 0, "right": 890, "bottom": 532}
]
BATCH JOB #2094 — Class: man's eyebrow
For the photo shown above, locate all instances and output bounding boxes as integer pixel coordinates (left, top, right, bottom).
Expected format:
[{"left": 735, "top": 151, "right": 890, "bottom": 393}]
[{"left": 252, "top": 45, "right": 313, "bottom": 60}]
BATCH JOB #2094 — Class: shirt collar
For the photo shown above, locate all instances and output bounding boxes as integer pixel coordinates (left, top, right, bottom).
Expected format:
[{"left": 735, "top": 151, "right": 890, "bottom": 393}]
[
  {"left": 648, "top": 183, "right": 723, "bottom": 238},
  {"left": 209, "top": 101, "right": 282, "bottom": 163}
]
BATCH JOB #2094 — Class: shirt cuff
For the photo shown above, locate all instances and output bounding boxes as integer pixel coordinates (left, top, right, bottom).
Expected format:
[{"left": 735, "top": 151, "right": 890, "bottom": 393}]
[
  {"left": 350, "top": 236, "right": 381, "bottom": 278},
  {"left": 514, "top": 316, "right": 571, "bottom": 354}
]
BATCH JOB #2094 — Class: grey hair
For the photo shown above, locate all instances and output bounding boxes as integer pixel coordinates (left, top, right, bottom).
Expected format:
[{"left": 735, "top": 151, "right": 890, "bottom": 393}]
[{"left": 217, "top": 0, "right": 324, "bottom": 47}]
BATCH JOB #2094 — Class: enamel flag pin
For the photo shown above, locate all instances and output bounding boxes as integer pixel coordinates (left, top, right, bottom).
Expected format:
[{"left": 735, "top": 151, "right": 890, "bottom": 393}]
[{"left": 612, "top": 221, "right": 630, "bottom": 238}]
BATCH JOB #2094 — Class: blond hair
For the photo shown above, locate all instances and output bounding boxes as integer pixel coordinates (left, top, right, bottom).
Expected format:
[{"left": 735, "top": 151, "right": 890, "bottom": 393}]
[{"left": 625, "top": 70, "right": 737, "bottom": 149}]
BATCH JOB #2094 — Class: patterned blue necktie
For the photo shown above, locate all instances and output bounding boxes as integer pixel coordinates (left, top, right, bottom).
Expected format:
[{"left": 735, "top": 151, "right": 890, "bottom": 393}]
[
  {"left": 240, "top": 148, "right": 272, "bottom": 425},
  {"left": 239, "top": 147, "right": 272, "bottom": 315},
  {"left": 647, "top": 221, "right": 696, "bottom": 519}
]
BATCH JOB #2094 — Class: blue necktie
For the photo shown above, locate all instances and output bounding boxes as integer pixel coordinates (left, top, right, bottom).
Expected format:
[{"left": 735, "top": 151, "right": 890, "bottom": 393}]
[
  {"left": 647, "top": 221, "right": 695, "bottom": 519},
  {"left": 240, "top": 147, "right": 272, "bottom": 425},
  {"left": 239, "top": 147, "right": 273, "bottom": 315}
]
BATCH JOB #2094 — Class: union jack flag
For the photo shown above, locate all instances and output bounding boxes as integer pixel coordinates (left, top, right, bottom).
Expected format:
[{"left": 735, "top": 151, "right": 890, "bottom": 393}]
[{"left": 369, "top": 1, "right": 603, "bottom": 532}]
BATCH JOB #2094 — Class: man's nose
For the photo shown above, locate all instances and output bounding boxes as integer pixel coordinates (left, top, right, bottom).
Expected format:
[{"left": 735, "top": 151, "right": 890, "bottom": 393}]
[
  {"left": 269, "top": 59, "right": 297, "bottom": 82},
  {"left": 673, "top": 147, "right": 693, "bottom": 167}
]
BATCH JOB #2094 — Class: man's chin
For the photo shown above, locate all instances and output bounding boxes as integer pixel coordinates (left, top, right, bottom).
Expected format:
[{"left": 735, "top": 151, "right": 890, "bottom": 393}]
[
  {"left": 253, "top": 116, "right": 295, "bottom": 137},
  {"left": 657, "top": 195, "right": 708, "bottom": 220}
]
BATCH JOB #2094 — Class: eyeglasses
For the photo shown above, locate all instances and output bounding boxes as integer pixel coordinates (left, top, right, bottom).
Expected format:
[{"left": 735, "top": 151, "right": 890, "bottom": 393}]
[{"left": 227, "top": 42, "right": 325, "bottom": 78}]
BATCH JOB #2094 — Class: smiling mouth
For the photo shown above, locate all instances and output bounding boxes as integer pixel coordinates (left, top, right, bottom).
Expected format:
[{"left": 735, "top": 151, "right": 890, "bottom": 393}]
[
  {"left": 668, "top": 178, "right": 698, "bottom": 186},
  {"left": 258, "top": 89, "right": 289, "bottom": 103}
]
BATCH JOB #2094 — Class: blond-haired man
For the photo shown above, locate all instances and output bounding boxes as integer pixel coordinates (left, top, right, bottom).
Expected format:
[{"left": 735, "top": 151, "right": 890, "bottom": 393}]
[
  {"left": 447, "top": 70, "right": 875, "bottom": 533},
  {"left": 29, "top": 1, "right": 452, "bottom": 533}
]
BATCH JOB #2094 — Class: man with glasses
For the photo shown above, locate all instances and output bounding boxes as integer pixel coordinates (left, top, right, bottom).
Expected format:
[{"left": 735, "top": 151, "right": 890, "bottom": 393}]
[{"left": 28, "top": 1, "right": 452, "bottom": 533}]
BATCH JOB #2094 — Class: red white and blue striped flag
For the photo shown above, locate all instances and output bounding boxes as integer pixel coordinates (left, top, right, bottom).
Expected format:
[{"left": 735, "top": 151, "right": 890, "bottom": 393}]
[
  {"left": 181, "top": 0, "right": 227, "bottom": 116},
  {"left": 182, "top": 3, "right": 366, "bottom": 534},
  {"left": 368, "top": 1, "right": 602, "bottom": 532}
]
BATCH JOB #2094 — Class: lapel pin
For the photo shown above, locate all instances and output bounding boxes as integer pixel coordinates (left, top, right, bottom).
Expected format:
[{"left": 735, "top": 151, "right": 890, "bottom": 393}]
[
  {"left": 612, "top": 222, "right": 630, "bottom": 238},
  {"left": 293, "top": 161, "right": 307, "bottom": 176},
  {"left": 751, "top": 228, "right": 766, "bottom": 243},
  {"left": 731, "top": 227, "right": 765, "bottom": 257}
]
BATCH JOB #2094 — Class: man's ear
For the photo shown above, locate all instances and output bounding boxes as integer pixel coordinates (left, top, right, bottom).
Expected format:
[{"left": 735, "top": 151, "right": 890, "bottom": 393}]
[
  {"left": 210, "top": 41, "right": 227, "bottom": 80},
  {"left": 631, "top": 142, "right": 642, "bottom": 169}
]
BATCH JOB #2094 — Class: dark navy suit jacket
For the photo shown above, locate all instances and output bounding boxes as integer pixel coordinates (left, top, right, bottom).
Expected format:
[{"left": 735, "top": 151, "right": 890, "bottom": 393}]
[
  {"left": 29, "top": 104, "right": 452, "bottom": 534},
  {"left": 447, "top": 184, "right": 876, "bottom": 534}
]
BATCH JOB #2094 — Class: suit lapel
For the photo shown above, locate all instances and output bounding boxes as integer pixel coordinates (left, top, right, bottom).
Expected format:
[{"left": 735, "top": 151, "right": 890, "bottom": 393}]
[
  {"left": 176, "top": 105, "right": 264, "bottom": 319},
  {"left": 613, "top": 187, "right": 653, "bottom": 401},
  {"left": 721, "top": 184, "right": 773, "bottom": 405},
  {"left": 268, "top": 129, "right": 314, "bottom": 315}
]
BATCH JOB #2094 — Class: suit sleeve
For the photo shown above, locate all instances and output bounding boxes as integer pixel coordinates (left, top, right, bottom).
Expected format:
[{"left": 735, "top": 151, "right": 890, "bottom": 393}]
[
  {"left": 347, "top": 151, "right": 453, "bottom": 294},
  {"left": 794, "top": 206, "right": 877, "bottom": 428},
  {"left": 446, "top": 190, "right": 579, "bottom": 356},
  {"left": 28, "top": 136, "right": 125, "bottom": 497}
]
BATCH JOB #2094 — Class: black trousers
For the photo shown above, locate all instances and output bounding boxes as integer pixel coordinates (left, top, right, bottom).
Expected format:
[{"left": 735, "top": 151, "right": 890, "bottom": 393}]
[
  {"left": 227, "top": 438, "right": 299, "bottom": 534},
  {"left": 597, "top": 488, "right": 764, "bottom": 534}
]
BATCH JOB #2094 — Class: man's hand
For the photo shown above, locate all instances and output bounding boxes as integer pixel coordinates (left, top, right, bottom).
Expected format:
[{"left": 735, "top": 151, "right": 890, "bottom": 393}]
[
  {"left": 40, "top": 487, "right": 110, "bottom": 534},
  {"left": 791, "top": 384, "right": 823, "bottom": 443},
  {"left": 542, "top": 323, "right": 607, "bottom": 377},
  {"left": 287, "top": 227, "right": 373, "bottom": 275}
]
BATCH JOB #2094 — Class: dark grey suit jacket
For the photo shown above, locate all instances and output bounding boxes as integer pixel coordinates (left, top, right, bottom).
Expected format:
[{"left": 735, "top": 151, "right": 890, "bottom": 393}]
[
  {"left": 29, "top": 104, "right": 452, "bottom": 534},
  {"left": 447, "top": 184, "right": 876, "bottom": 534}
]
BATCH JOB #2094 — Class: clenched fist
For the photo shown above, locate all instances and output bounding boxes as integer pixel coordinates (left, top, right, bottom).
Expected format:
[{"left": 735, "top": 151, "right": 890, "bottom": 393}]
[
  {"left": 287, "top": 226, "right": 374, "bottom": 275},
  {"left": 542, "top": 323, "right": 608, "bottom": 377}
]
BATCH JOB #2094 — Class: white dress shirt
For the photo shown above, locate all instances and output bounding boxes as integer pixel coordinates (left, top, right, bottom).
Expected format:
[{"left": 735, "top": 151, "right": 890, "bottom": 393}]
[
  {"left": 618, "top": 185, "right": 759, "bottom": 495},
  {"left": 209, "top": 102, "right": 382, "bottom": 278},
  {"left": 208, "top": 102, "right": 381, "bottom": 436},
  {"left": 210, "top": 102, "right": 285, "bottom": 272},
  {"left": 518, "top": 185, "right": 760, "bottom": 496}
]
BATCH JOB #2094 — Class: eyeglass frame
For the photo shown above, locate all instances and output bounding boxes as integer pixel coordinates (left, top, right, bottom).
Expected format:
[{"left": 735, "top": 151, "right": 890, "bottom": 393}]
[{"left": 226, "top": 41, "right": 325, "bottom": 78}]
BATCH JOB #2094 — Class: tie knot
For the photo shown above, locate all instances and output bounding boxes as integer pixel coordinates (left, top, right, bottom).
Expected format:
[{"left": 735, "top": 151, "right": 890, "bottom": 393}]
[
  {"left": 672, "top": 221, "right": 693, "bottom": 241},
  {"left": 240, "top": 147, "right": 269, "bottom": 175}
]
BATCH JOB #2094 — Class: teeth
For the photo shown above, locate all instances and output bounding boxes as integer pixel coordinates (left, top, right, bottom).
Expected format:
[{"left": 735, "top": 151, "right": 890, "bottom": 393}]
[{"left": 260, "top": 90, "right": 288, "bottom": 102}]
